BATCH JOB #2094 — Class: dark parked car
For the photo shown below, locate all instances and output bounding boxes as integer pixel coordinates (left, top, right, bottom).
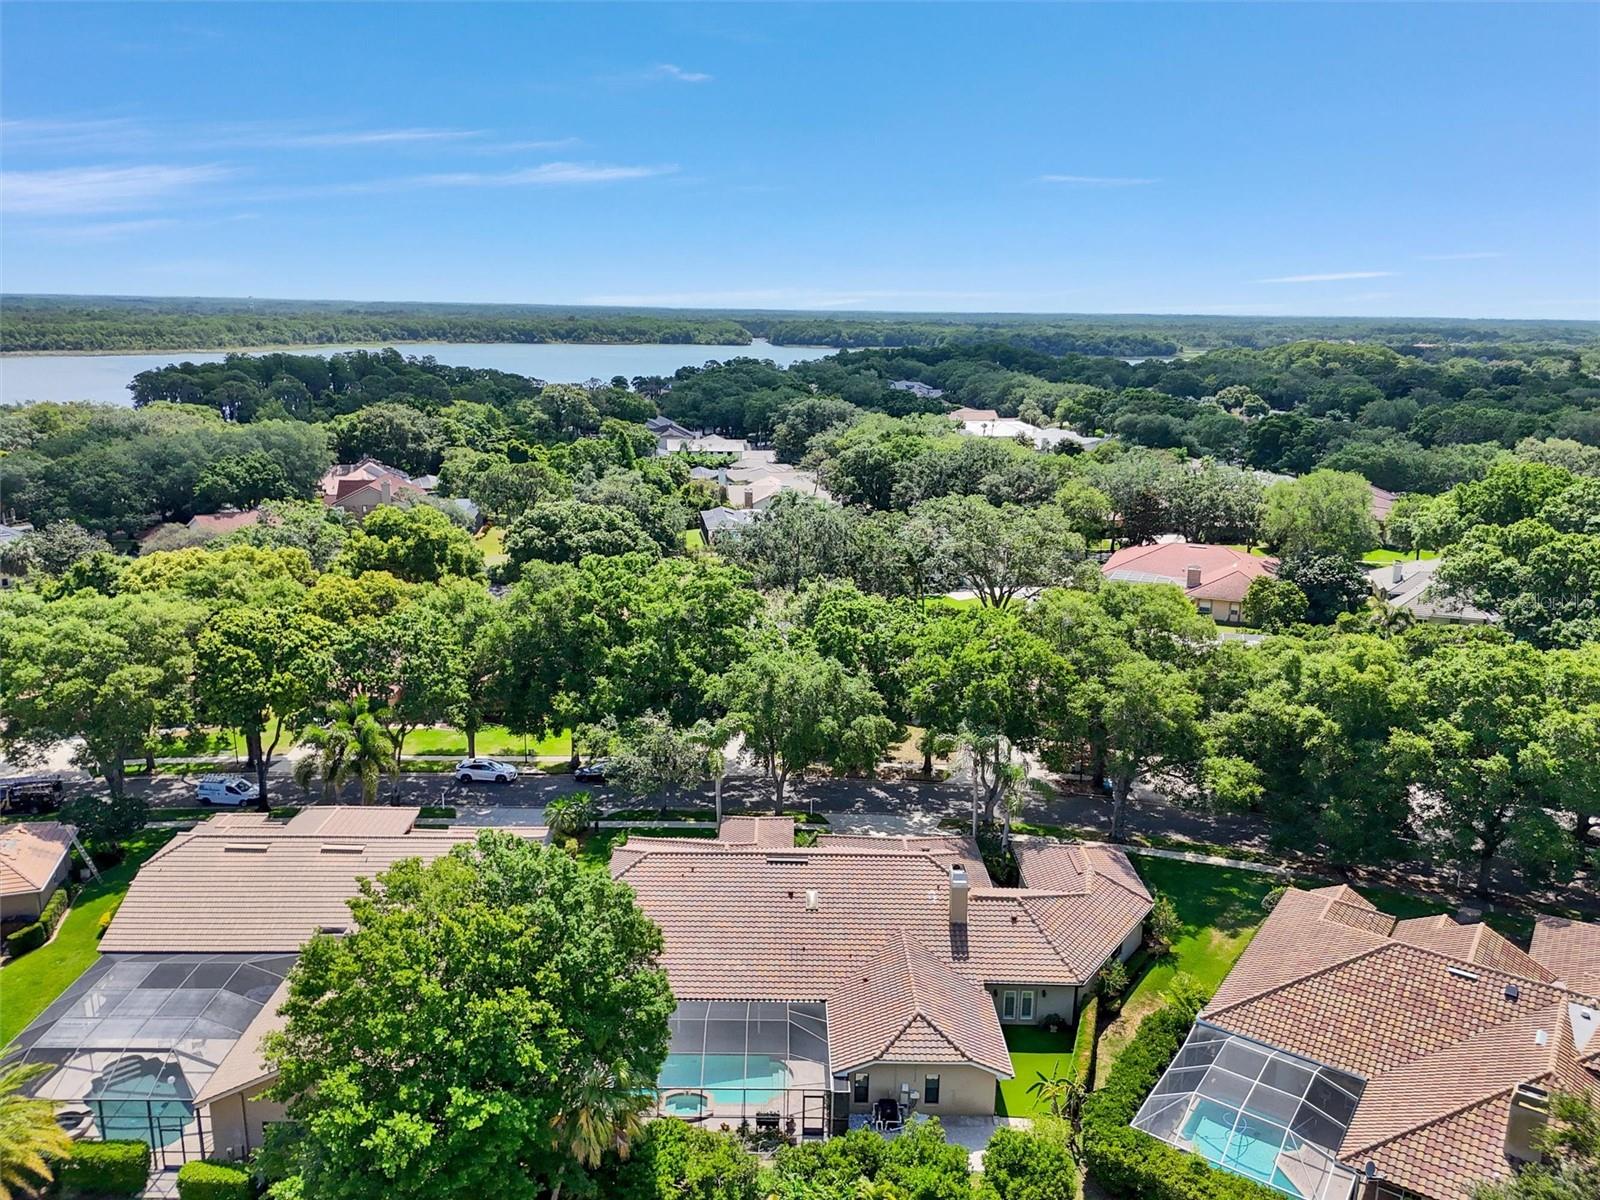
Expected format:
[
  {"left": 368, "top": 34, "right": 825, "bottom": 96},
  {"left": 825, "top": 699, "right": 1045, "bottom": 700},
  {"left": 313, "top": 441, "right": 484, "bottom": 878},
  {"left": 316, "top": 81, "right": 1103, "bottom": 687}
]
[{"left": 573, "top": 760, "right": 610, "bottom": 783}]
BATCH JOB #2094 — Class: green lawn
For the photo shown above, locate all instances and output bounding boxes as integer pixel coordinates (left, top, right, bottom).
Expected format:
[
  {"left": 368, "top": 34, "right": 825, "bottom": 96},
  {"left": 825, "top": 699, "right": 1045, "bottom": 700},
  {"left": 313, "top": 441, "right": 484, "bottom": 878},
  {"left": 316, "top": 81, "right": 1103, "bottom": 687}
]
[
  {"left": 475, "top": 525, "right": 508, "bottom": 566},
  {"left": 573, "top": 827, "right": 717, "bottom": 871},
  {"left": 1, "top": 830, "right": 178, "bottom": 1047},
  {"left": 1093, "top": 856, "right": 1277, "bottom": 1083},
  {"left": 683, "top": 529, "right": 706, "bottom": 551},
  {"left": 403, "top": 726, "right": 572, "bottom": 758},
  {"left": 1220, "top": 544, "right": 1271, "bottom": 558},
  {"left": 1361, "top": 548, "right": 1438, "bottom": 564},
  {"left": 996, "top": 1023, "right": 1076, "bottom": 1116}
]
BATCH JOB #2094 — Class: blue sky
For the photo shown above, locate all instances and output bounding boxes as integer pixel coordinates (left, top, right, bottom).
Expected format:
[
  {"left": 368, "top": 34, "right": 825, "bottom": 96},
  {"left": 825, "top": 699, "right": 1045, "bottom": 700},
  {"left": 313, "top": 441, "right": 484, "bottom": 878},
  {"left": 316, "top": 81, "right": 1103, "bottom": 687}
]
[{"left": 2, "top": 2, "right": 1597, "bottom": 319}]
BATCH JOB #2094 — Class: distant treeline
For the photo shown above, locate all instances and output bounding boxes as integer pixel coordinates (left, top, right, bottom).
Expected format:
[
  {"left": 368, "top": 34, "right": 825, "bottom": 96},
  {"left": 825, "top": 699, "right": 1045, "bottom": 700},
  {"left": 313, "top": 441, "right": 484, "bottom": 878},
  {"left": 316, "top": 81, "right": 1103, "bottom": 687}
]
[{"left": 5, "top": 294, "right": 1595, "bottom": 355}]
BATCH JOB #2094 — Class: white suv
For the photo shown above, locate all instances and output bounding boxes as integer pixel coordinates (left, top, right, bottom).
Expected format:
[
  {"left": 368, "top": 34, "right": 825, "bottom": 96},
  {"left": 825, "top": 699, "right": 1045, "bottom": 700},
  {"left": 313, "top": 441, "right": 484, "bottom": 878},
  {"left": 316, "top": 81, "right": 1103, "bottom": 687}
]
[
  {"left": 196, "top": 775, "right": 259, "bottom": 806},
  {"left": 454, "top": 759, "right": 519, "bottom": 784}
]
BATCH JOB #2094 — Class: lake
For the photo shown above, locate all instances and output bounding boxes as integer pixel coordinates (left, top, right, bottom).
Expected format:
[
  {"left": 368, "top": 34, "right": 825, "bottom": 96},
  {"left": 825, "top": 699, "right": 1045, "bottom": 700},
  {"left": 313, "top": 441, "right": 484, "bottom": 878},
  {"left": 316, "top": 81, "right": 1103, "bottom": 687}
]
[{"left": 0, "top": 339, "right": 837, "bottom": 407}]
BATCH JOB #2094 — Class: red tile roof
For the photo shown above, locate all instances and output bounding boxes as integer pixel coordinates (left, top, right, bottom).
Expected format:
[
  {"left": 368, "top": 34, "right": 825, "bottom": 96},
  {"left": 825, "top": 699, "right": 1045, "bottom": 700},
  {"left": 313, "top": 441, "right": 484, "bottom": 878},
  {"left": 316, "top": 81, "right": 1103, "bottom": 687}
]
[
  {"left": 1101, "top": 541, "right": 1277, "bottom": 604},
  {"left": 1530, "top": 916, "right": 1600, "bottom": 996},
  {"left": 826, "top": 931, "right": 1013, "bottom": 1078},
  {"left": 1199, "top": 884, "right": 1600, "bottom": 1198}
]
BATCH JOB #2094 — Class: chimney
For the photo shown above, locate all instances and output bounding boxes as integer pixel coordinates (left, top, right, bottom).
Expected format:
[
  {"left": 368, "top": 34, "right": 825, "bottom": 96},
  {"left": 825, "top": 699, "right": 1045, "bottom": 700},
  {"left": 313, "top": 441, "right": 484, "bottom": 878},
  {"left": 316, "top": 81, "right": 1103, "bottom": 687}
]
[
  {"left": 949, "top": 864, "right": 969, "bottom": 926},
  {"left": 1185, "top": 564, "right": 1202, "bottom": 589},
  {"left": 379, "top": 479, "right": 391, "bottom": 504},
  {"left": 1392, "top": 560, "right": 1404, "bottom": 585},
  {"left": 1505, "top": 1082, "right": 1550, "bottom": 1163}
]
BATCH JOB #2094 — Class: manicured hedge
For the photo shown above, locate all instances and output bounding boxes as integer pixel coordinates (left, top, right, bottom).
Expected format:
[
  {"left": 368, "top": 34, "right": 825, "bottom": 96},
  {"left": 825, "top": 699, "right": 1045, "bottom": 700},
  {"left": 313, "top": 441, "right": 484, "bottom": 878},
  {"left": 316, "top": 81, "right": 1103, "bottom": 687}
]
[
  {"left": 1070, "top": 995, "right": 1099, "bottom": 1087},
  {"left": 1082, "top": 992, "right": 1280, "bottom": 1200},
  {"left": 6, "top": 920, "right": 48, "bottom": 955},
  {"left": 5, "top": 887, "right": 71, "bottom": 957},
  {"left": 176, "top": 1159, "right": 253, "bottom": 1200},
  {"left": 56, "top": 1139, "right": 150, "bottom": 1197}
]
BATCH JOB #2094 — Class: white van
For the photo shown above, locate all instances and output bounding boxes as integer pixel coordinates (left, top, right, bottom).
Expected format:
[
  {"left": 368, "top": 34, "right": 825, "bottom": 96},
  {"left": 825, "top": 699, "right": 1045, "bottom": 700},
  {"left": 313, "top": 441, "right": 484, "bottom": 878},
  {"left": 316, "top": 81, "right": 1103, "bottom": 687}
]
[{"left": 195, "top": 775, "right": 260, "bottom": 806}]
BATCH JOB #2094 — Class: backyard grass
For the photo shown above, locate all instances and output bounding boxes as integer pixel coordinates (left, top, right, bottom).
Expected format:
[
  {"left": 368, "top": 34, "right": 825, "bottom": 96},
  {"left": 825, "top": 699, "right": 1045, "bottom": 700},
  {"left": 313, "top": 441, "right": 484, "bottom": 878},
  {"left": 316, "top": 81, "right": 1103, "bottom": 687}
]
[
  {"left": 683, "top": 529, "right": 706, "bottom": 551},
  {"left": 1093, "top": 856, "right": 1277, "bottom": 1084},
  {"left": 404, "top": 726, "right": 573, "bottom": 758},
  {"left": 995, "top": 1023, "right": 1076, "bottom": 1117},
  {"left": 1, "top": 830, "right": 177, "bottom": 1047},
  {"left": 1361, "top": 548, "right": 1438, "bottom": 564},
  {"left": 573, "top": 826, "right": 718, "bottom": 871},
  {"left": 475, "top": 525, "right": 508, "bottom": 566}
]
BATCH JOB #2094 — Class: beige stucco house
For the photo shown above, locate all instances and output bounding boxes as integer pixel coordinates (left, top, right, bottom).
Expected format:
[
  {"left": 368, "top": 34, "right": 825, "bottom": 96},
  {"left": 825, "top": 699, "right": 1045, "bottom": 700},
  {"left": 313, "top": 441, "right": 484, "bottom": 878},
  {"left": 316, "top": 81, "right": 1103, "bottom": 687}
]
[
  {"left": 0, "top": 821, "right": 77, "bottom": 922},
  {"left": 612, "top": 818, "right": 1151, "bottom": 1126}
]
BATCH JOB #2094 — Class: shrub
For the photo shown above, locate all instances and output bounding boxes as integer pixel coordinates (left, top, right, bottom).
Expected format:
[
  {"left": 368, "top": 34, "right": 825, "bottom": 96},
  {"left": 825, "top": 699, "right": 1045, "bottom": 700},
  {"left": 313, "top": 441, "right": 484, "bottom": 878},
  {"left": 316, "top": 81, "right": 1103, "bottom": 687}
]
[
  {"left": 545, "top": 791, "right": 597, "bottom": 838},
  {"left": 1146, "top": 892, "right": 1181, "bottom": 949},
  {"left": 6, "top": 921, "right": 47, "bottom": 956},
  {"left": 97, "top": 910, "right": 114, "bottom": 939},
  {"left": 1097, "top": 958, "right": 1130, "bottom": 1010},
  {"left": 1070, "top": 995, "right": 1099, "bottom": 1087},
  {"left": 980, "top": 1120, "right": 1079, "bottom": 1200},
  {"left": 40, "top": 887, "right": 70, "bottom": 931},
  {"left": 176, "top": 1160, "right": 253, "bottom": 1200},
  {"left": 56, "top": 1139, "right": 150, "bottom": 1197},
  {"left": 1081, "top": 990, "right": 1279, "bottom": 1200}
]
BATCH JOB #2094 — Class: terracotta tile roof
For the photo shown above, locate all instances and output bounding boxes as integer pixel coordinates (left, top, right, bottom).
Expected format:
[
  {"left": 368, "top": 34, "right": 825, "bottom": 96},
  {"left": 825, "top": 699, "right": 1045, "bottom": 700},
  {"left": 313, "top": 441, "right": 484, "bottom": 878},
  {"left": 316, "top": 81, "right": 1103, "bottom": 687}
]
[
  {"left": 818, "top": 833, "right": 995, "bottom": 887},
  {"left": 1393, "top": 914, "right": 1555, "bottom": 982},
  {"left": 718, "top": 816, "right": 796, "bottom": 847},
  {"left": 1530, "top": 916, "right": 1600, "bottom": 996},
  {"left": 826, "top": 931, "right": 1012, "bottom": 1078},
  {"left": 103, "top": 808, "right": 547, "bottom": 953},
  {"left": 1014, "top": 842, "right": 1153, "bottom": 904},
  {"left": 0, "top": 822, "right": 76, "bottom": 897},
  {"left": 1198, "top": 883, "right": 1600, "bottom": 1198},
  {"left": 612, "top": 836, "right": 1149, "bottom": 1004},
  {"left": 186, "top": 509, "right": 266, "bottom": 537},
  {"left": 1101, "top": 541, "right": 1277, "bottom": 604},
  {"left": 1206, "top": 886, "right": 1393, "bottom": 1011}
]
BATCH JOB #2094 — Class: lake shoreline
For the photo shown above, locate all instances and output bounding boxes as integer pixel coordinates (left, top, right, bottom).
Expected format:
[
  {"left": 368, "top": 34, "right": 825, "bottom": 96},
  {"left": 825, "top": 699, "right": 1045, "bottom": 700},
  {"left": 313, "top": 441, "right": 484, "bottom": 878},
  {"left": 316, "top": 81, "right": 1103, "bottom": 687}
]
[{"left": 0, "top": 338, "right": 845, "bottom": 359}]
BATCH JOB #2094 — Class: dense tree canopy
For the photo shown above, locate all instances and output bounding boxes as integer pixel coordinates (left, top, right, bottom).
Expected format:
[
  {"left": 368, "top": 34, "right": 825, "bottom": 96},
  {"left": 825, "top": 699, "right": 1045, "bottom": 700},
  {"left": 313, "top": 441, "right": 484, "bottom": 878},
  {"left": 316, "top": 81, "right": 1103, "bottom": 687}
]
[{"left": 264, "top": 834, "right": 673, "bottom": 1200}]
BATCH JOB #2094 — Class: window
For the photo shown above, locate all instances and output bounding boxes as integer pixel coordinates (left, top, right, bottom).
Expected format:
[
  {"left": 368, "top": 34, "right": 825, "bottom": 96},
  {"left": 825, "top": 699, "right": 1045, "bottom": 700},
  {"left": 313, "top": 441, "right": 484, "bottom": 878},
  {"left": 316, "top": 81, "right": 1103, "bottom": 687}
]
[
  {"left": 1001, "top": 990, "right": 1016, "bottom": 1020},
  {"left": 852, "top": 1073, "right": 869, "bottom": 1104},
  {"left": 1020, "top": 991, "right": 1035, "bottom": 1021},
  {"left": 923, "top": 1075, "right": 940, "bottom": 1105}
]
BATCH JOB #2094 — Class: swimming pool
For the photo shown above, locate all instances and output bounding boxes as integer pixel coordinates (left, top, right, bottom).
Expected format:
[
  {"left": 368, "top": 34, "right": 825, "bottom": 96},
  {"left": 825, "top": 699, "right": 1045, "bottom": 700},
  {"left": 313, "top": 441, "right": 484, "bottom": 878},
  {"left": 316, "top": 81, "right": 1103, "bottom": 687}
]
[
  {"left": 1181, "top": 1098, "right": 1305, "bottom": 1197},
  {"left": 658, "top": 1053, "right": 789, "bottom": 1107},
  {"left": 89, "top": 1057, "right": 193, "bottom": 1148}
]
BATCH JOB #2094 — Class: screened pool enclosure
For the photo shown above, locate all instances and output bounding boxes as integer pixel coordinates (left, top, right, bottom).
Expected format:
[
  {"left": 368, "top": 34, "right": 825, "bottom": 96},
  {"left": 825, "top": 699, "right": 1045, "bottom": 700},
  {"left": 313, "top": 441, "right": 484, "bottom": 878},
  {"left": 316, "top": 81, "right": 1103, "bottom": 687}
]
[
  {"left": 1132, "top": 1021, "right": 1365, "bottom": 1200},
  {"left": 652, "top": 1000, "right": 835, "bottom": 1134},
  {"left": 10, "top": 952, "right": 293, "bottom": 1167}
]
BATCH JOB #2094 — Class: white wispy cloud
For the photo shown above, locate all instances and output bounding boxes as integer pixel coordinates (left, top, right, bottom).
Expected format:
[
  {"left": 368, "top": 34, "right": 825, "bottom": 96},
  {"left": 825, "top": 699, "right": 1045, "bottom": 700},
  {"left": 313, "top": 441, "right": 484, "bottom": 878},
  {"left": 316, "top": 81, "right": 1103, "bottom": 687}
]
[
  {"left": 405, "top": 162, "right": 677, "bottom": 188},
  {"left": 274, "top": 161, "right": 678, "bottom": 200},
  {"left": 1257, "top": 270, "right": 1397, "bottom": 284},
  {"left": 1415, "top": 251, "right": 1505, "bottom": 262},
  {"left": 263, "top": 127, "right": 484, "bottom": 148},
  {"left": 644, "top": 63, "right": 713, "bottom": 83},
  {"left": 1041, "top": 174, "right": 1157, "bottom": 187},
  {"left": 0, "top": 116, "right": 546, "bottom": 155},
  {"left": 0, "top": 163, "right": 235, "bottom": 214}
]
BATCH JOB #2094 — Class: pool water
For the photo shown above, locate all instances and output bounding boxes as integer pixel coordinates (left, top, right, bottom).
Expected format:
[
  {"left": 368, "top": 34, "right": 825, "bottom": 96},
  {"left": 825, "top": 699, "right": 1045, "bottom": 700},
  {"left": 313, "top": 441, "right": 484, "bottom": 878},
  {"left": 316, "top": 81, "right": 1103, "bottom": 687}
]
[
  {"left": 89, "top": 1058, "right": 193, "bottom": 1148},
  {"left": 1181, "top": 1098, "right": 1305, "bottom": 1197},
  {"left": 659, "top": 1053, "right": 788, "bottom": 1107}
]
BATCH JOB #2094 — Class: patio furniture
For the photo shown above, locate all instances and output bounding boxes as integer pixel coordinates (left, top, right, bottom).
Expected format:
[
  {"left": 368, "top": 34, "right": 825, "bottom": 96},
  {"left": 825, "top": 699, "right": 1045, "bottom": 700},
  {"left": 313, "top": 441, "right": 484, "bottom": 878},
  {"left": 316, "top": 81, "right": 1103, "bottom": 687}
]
[
  {"left": 755, "top": 1111, "right": 781, "bottom": 1131},
  {"left": 874, "top": 1098, "right": 903, "bottom": 1131}
]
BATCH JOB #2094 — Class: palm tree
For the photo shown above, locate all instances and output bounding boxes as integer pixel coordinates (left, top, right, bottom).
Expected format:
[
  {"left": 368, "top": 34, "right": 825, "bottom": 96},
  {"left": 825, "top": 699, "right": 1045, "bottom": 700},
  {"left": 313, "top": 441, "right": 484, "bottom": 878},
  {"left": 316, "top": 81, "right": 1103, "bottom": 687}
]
[
  {"left": 293, "top": 698, "right": 397, "bottom": 805},
  {"left": 1025, "top": 1059, "right": 1086, "bottom": 1128},
  {"left": 547, "top": 1061, "right": 652, "bottom": 1200},
  {"left": 0, "top": 1060, "right": 75, "bottom": 1200}
]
